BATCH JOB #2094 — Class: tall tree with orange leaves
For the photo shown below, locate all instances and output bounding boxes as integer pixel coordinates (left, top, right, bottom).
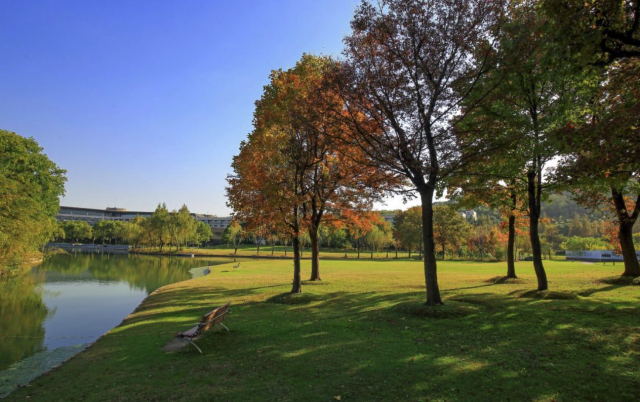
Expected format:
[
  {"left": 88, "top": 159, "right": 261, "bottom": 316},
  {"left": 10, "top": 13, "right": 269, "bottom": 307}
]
[{"left": 227, "top": 54, "right": 395, "bottom": 292}]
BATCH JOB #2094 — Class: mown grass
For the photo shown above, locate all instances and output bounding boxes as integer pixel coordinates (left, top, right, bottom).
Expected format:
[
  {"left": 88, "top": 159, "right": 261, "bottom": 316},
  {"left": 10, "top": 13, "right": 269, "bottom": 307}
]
[
  {"left": 6, "top": 259, "right": 639, "bottom": 401},
  {"left": 137, "top": 244, "right": 419, "bottom": 260}
]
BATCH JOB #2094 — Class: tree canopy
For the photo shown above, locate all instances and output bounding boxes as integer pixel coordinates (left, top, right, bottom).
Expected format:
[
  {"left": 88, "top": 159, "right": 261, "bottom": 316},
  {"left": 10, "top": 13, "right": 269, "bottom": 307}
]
[{"left": 0, "top": 129, "right": 66, "bottom": 276}]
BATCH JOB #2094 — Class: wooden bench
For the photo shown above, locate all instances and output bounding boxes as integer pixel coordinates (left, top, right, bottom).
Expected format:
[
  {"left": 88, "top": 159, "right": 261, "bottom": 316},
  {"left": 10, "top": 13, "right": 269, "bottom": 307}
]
[{"left": 177, "top": 302, "right": 231, "bottom": 353}]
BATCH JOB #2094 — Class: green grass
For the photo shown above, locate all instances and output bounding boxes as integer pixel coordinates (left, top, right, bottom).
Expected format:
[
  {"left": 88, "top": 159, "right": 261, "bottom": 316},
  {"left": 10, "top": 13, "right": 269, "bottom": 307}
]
[
  {"left": 6, "top": 259, "right": 639, "bottom": 401},
  {"left": 137, "top": 244, "right": 419, "bottom": 259}
]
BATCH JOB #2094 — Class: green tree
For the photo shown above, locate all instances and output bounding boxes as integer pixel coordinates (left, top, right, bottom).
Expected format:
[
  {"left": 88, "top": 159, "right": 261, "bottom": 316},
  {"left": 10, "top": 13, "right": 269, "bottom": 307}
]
[
  {"left": 1, "top": 130, "right": 66, "bottom": 276},
  {"left": 222, "top": 221, "right": 244, "bottom": 255},
  {"left": 455, "top": 3, "right": 583, "bottom": 290},
  {"left": 61, "top": 221, "right": 92, "bottom": 244},
  {"left": 93, "top": 220, "right": 119, "bottom": 245},
  {"left": 393, "top": 207, "right": 423, "bottom": 259},
  {"left": 168, "top": 205, "right": 195, "bottom": 250},
  {"left": 561, "top": 236, "right": 609, "bottom": 252},
  {"left": 149, "top": 204, "right": 170, "bottom": 251},
  {"left": 433, "top": 206, "right": 471, "bottom": 260},
  {"left": 121, "top": 218, "right": 144, "bottom": 249},
  {"left": 194, "top": 221, "right": 212, "bottom": 247}
]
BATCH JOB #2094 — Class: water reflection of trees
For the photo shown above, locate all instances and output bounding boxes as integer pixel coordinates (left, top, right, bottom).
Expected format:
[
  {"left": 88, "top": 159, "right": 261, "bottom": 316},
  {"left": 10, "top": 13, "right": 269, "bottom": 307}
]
[
  {"left": 39, "top": 253, "right": 234, "bottom": 294},
  {"left": 0, "top": 270, "right": 48, "bottom": 371},
  {"left": 0, "top": 253, "right": 237, "bottom": 370}
]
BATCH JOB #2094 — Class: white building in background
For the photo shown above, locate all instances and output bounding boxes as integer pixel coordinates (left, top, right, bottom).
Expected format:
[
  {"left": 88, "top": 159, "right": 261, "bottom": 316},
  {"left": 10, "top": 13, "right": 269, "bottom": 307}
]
[
  {"left": 194, "top": 214, "right": 233, "bottom": 230},
  {"left": 56, "top": 206, "right": 232, "bottom": 231},
  {"left": 565, "top": 250, "right": 640, "bottom": 262},
  {"left": 460, "top": 210, "right": 477, "bottom": 221}
]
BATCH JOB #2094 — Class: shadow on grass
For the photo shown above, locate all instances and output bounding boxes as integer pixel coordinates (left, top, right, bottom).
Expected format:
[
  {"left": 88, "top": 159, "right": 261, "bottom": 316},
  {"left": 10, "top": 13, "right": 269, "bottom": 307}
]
[
  {"left": 509, "top": 289, "right": 579, "bottom": 300},
  {"left": 7, "top": 275, "right": 640, "bottom": 402},
  {"left": 485, "top": 275, "right": 530, "bottom": 285}
]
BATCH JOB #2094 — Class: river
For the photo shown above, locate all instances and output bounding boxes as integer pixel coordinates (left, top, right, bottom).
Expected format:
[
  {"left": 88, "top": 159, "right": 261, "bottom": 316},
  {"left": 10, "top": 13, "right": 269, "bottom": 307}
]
[{"left": 0, "top": 252, "right": 240, "bottom": 395}]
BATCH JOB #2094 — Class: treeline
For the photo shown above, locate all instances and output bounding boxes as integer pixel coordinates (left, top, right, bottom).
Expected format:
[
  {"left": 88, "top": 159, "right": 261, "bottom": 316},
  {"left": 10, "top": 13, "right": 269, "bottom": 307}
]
[
  {"left": 225, "top": 205, "right": 640, "bottom": 261},
  {"left": 227, "top": 0, "right": 640, "bottom": 304},
  {"left": 54, "top": 204, "right": 212, "bottom": 251}
]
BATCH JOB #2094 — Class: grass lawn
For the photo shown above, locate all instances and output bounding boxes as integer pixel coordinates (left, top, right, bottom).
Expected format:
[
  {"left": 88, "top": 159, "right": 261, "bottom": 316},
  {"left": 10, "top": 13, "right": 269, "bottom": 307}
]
[
  {"left": 6, "top": 259, "right": 639, "bottom": 401},
  {"left": 136, "top": 244, "right": 418, "bottom": 259}
]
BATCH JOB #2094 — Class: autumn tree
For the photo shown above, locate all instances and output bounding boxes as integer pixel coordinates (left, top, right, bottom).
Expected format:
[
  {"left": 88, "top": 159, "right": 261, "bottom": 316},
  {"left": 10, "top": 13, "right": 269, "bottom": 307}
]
[
  {"left": 228, "top": 55, "right": 393, "bottom": 291},
  {"left": 227, "top": 110, "right": 308, "bottom": 292},
  {"left": 342, "top": 210, "right": 377, "bottom": 259},
  {"left": 337, "top": 0, "right": 505, "bottom": 304}
]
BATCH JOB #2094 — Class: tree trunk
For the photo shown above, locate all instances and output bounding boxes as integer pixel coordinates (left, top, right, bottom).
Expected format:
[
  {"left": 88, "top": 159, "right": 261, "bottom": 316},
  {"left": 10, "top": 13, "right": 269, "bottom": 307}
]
[
  {"left": 611, "top": 187, "right": 640, "bottom": 276},
  {"left": 507, "top": 214, "right": 517, "bottom": 278},
  {"left": 357, "top": 240, "right": 360, "bottom": 259},
  {"left": 420, "top": 188, "right": 443, "bottom": 305},
  {"left": 370, "top": 245, "right": 374, "bottom": 259},
  {"left": 618, "top": 223, "right": 639, "bottom": 276},
  {"left": 527, "top": 171, "right": 548, "bottom": 291},
  {"left": 291, "top": 234, "right": 302, "bottom": 293},
  {"left": 442, "top": 244, "right": 445, "bottom": 260},
  {"left": 256, "top": 239, "right": 260, "bottom": 255},
  {"left": 309, "top": 228, "right": 321, "bottom": 281}
]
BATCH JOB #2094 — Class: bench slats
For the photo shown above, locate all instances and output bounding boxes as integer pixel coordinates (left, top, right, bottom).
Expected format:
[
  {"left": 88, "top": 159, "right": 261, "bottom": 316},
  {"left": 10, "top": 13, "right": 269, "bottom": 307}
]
[{"left": 177, "top": 302, "right": 231, "bottom": 342}]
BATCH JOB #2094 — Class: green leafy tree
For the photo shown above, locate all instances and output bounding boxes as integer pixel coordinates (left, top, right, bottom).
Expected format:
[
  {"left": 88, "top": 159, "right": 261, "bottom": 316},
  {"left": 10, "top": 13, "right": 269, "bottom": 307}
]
[
  {"left": 194, "top": 221, "right": 212, "bottom": 247},
  {"left": 1, "top": 130, "right": 66, "bottom": 276},
  {"left": 168, "top": 205, "right": 195, "bottom": 250},
  {"left": 561, "top": 236, "right": 610, "bottom": 252},
  {"left": 93, "top": 220, "right": 119, "bottom": 245},
  {"left": 455, "top": 3, "right": 583, "bottom": 290},
  {"left": 222, "top": 221, "right": 244, "bottom": 255},
  {"left": 122, "top": 218, "right": 144, "bottom": 249},
  {"left": 393, "top": 207, "right": 423, "bottom": 259},
  {"left": 61, "top": 221, "right": 92, "bottom": 244},
  {"left": 433, "top": 206, "right": 471, "bottom": 260},
  {"left": 149, "top": 204, "right": 171, "bottom": 251}
]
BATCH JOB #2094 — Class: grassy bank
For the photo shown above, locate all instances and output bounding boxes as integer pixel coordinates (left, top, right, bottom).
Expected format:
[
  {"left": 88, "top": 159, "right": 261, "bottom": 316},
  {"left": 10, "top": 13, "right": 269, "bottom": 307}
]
[{"left": 6, "top": 259, "right": 639, "bottom": 401}]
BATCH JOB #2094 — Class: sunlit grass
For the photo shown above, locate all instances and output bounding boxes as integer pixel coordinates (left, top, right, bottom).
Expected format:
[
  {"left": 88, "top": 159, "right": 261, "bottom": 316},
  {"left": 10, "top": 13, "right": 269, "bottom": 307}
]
[{"left": 6, "top": 259, "right": 639, "bottom": 401}]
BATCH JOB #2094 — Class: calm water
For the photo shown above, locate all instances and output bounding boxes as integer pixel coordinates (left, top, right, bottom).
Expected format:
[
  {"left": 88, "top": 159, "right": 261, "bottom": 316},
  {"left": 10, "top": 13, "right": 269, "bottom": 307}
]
[{"left": 0, "top": 252, "right": 239, "bottom": 372}]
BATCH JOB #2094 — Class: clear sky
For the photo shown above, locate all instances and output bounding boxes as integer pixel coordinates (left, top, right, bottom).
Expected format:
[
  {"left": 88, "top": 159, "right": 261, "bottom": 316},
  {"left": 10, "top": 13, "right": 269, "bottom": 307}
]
[{"left": 0, "top": 0, "right": 416, "bottom": 215}]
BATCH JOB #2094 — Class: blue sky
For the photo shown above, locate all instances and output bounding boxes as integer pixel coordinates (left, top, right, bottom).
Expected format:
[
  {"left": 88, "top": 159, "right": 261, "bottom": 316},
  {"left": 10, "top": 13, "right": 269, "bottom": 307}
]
[{"left": 0, "top": 0, "right": 414, "bottom": 215}]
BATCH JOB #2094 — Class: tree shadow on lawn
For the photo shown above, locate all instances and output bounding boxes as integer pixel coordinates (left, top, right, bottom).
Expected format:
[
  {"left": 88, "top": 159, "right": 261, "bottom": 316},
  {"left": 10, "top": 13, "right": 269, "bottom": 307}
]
[
  {"left": 8, "top": 282, "right": 640, "bottom": 402},
  {"left": 184, "top": 291, "right": 640, "bottom": 402}
]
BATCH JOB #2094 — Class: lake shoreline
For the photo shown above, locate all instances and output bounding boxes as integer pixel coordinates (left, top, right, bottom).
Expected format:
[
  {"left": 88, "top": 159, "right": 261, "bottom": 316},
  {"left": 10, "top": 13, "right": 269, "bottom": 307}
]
[{"left": 0, "top": 254, "right": 236, "bottom": 398}]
